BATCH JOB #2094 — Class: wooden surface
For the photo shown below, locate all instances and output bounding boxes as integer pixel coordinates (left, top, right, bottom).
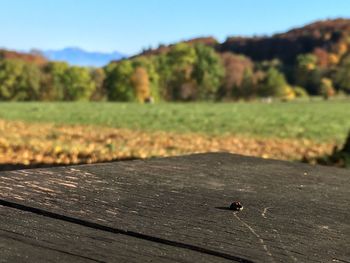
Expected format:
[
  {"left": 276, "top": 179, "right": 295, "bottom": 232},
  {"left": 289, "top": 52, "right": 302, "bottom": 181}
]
[{"left": 0, "top": 153, "right": 349, "bottom": 263}]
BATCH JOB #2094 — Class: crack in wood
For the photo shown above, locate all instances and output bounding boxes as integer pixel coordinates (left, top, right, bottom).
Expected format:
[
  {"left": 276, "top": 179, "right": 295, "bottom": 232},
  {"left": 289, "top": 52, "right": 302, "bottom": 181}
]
[
  {"left": 233, "top": 213, "right": 276, "bottom": 263},
  {"left": 0, "top": 199, "right": 255, "bottom": 263},
  {"left": 260, "top": 206, "right": 299, "bottom": 263}
]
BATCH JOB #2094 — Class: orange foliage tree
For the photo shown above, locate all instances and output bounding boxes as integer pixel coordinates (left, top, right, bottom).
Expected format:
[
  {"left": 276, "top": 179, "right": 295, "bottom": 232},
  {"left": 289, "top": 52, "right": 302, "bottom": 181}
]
[
  {"left": 220, "top": 52, "right": 253, "bottom": 99},
  {"left": 131, "top": 67, "right": 150, "bottom": 102}
]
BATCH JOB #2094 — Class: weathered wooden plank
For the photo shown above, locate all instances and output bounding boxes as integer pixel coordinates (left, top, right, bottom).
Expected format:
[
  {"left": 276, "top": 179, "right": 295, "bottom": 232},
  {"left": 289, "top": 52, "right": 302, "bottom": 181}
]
[
  {"left": 0, "top": 153, "right": 349, "bottom": 262},
  {"left": 0, "top": 206, "right": 231, "bottom": 263}
]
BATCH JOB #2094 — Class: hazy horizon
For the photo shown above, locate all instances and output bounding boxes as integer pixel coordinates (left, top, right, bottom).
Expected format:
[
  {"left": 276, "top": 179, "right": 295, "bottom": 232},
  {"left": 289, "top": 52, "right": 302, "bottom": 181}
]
[{"left": 0, "top": 0, "right": 350, "bottom": 55}]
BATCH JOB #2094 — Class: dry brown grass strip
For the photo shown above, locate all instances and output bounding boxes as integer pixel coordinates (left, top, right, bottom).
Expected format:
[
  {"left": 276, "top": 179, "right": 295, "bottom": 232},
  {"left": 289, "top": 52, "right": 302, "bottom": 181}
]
[{"left": 0, "top": 119, "right": 335, "bottom": 166}]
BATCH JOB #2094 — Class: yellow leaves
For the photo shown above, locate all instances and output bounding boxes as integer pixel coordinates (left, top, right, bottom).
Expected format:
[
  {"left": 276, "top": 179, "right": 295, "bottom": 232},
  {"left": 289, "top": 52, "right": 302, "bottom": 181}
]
[
  {"left": 0, "top": 138, "right": 10, "bottom": 149},
  {"left": 23, "top": 159, "right": 30, "bottom": 165},
  {"left": 0, "top": 119, "right": 335, "bottom": 167},
  {"left": 320, "top": 78, "right": 336, "bottom": 99},
  {"left": 262, "top": 154, "right": 269, "bottom": 159},
  {"left": 328, "top": 53, "right": 340, "bottom": 65},
  {"left": 280, "top": 85, "right": 296, "bottom": 101},
  {"left": 305, "top": 63, "right": 316, "bottom": 71},
  {"left": 332, "top": 42, "right": 348, "bottom": 56},
  {"left": 131, "top": 67, "right": 151, "bottom": 103},
  {"left": 54, "top": 145, "right": 62, "bottom": 154}
]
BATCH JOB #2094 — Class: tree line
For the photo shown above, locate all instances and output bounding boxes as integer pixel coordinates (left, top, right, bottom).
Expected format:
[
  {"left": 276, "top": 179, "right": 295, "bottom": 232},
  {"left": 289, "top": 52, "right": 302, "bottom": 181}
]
[{"left": 0, "top": 42, "right": 349, "bottom": 102}]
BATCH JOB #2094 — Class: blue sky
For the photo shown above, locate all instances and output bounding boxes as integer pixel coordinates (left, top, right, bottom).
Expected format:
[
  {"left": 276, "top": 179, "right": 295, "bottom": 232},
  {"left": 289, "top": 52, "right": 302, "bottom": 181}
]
[{"left": 0, "top": 0, "right": 349, "bottom": 55}]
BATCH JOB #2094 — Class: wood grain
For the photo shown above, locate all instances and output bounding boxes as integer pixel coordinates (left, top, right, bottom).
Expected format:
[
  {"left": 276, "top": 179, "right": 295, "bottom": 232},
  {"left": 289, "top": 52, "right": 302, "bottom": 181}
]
[
  {"left": 0, "top": 153, "right": 349, "bottom": 262},
  {"left": 0, "top": 206, "right": 234, "bottom": 263}
]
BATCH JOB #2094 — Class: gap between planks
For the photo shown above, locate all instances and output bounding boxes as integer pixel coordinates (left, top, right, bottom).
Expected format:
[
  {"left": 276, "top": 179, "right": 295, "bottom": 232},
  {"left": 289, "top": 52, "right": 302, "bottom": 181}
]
[{"left": 0, "top": 199, "right": 254, "bottom": 263}]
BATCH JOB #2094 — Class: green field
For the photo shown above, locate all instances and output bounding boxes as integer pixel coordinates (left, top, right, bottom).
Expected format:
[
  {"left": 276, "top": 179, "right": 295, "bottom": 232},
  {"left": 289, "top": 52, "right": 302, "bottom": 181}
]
[{"left": 0, "top": 100, "right": 349, "bottom": 142}]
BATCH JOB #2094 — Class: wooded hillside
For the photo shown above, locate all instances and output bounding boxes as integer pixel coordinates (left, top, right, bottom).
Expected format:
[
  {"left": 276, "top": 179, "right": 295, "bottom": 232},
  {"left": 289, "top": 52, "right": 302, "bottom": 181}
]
[{"left": 1, "top": 19, "right": 350, "bottom": 102}]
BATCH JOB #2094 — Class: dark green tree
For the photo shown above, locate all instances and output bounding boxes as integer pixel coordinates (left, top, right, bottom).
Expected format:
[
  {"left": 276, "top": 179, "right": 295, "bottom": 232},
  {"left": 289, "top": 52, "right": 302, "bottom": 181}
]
[
  {"left": 295, "top": 54, "right": 322, "bottom": 95},
  {"left": 16, "top": 62, "right": 41, "bottom": 100},
  {"left": 335, "top": 55, "right": 350, "bottom": 93},
  {"left": 104, "top": 60, "right": 135, "bottom": 101},
  {"left": 166, "top": 43, "right": 197, "bottom": 100},
  {"left": 240, "top": 69, "right": 256, "bottom": 99},
  {"left": 63, "top": 66, "right": 95, "bottom": 101},
  {"left": 41, "top": 62, "right": 69, "bottom": 100},
  {"left": 192, "top": 44, "right": 224, "bottom": 100},
  {"left": 0, "top": 59, "right": 41, "bottom": 101},
  {"left": 259, "top": 67, "right": 288, "bottom": 97},
  {"left": 90, "top": 68, "right": 106, "bottom": 101},
  {"left": 0, "top": 59, "right": 24, "bottom": 100}
]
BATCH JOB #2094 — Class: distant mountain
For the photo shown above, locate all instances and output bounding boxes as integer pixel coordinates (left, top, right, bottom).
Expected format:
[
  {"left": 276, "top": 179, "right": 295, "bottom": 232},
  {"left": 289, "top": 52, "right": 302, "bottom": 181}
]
[{"left": 42, "top": 47, "right": 126, "bottom": 67}]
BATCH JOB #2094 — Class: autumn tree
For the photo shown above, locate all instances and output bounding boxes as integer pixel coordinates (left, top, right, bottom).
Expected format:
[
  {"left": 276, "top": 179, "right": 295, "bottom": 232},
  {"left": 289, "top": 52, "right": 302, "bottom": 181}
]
[
  {"left": 131, "top": 67, "right": 150, "bottom": 102},
  {"left": 219, "top": 53, "right": 253, "bottom": 99},
  {"left": 320, "top": 78, "right": 335, "bottom": 99},
  {"left": 132, "top": 56, "right": 160, "bottom": 101},
  {"left": 156, "top": 43, "right": 224, "bottom": 101},
  {"left": 313, "top": 48, "right": 330, "bottom": 68}
]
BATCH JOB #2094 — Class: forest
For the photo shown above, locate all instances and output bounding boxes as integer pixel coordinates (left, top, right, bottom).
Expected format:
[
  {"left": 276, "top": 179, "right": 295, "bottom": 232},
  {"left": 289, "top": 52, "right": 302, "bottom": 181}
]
[{"left": 0, "top": 19, "right": 350, "bottom": 102}]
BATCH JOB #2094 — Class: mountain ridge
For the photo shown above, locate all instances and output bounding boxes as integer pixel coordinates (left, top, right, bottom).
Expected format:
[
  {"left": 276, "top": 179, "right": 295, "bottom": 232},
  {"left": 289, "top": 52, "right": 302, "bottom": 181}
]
[{"left": 42, "top": 47, "right": 126, "bottom": 67}]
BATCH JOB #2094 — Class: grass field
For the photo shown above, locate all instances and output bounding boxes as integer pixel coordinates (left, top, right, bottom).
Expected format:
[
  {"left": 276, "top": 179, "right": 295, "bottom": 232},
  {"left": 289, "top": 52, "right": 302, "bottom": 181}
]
[{"left": 0, "top": 100, "right": 349, "bottom": 142}]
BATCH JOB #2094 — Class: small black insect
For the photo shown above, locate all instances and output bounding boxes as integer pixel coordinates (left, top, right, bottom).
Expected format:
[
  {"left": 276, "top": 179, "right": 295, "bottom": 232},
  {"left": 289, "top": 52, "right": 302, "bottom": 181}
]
[{"left": 230, "top": 201, "right": 243, "bottom": 211}]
